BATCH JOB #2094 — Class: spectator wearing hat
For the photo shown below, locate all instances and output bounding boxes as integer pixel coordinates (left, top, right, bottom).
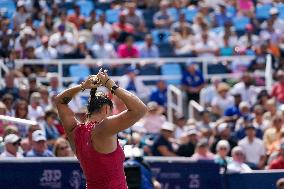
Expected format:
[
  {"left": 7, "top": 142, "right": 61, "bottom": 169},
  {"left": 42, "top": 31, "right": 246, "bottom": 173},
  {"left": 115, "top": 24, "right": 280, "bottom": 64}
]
[
  {"left": 182, "top": 62, "right": 205, "bottom": 103},
  {"left": 26, "top": 130, "right": 54, "bottom": 157},
  {"left": 92, "top": 13, "right": 113, "bottom": 43},
  {"left": 0, "top": 72, "right": 19, "bottom": 100},
  {"left": 0, "top": 134, "right": 23, "bottom": 158},
  {"left": 214, "top": 140, "right": 232, "bottom": 171},
  {"left": 151, "top": 122, "right": 177, "bottom": 156},
  {"left": 149, "top": 80, "right": 167, "bottom": 108},
  {"left": 269, "top": 139, "right": 284, "bottom": 169},
  {"left": 141, "top": 101, "right": 166, "bottom": 134},
  {"left": 49, "top": 24, "right": 76, "bottom": 58},
  {"left": 68, "top": 5, "right": 85, "bottom": 30},
  {"left": 271, "top": 70, "right": 284, "bottom": 104},
  {"left": 117, "top": 35, "right": 140, "bottom": 58},
  {"left": 177, "top": 128, "right": 199, "bottom": 157},
  {"left": 211, "top": 123, "right": 237, "bottom": 156},
  {"left": 119, "top": 66, "right": 149, "bottom": 102},
  {"left": 238, "top": 125, "right": 266, "bottom": 169},
  {"left": 230, "top": 72, "right": 258, "bottom": 105},
  {"left": 28, "top": 92, "right": 44, "bottom": 121},
  {"left": 191, "top": 138, "right": 214, "bottom": 160},
  {"left": 227, "top": 146, "right": 252, "bottom": 173},
  {"left": 35, "top": 35, "right": 58, "bottom": 60},
  {"left": 211, "top": 82, "right": 234, "bottom": 117}
]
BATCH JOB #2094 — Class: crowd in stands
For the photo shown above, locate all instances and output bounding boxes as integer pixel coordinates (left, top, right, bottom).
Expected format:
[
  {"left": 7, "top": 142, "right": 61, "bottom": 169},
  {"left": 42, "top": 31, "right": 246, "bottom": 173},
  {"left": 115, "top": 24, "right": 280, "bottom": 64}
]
[{"left": 0, "top": 0, "right": 284, "bottom": 173}]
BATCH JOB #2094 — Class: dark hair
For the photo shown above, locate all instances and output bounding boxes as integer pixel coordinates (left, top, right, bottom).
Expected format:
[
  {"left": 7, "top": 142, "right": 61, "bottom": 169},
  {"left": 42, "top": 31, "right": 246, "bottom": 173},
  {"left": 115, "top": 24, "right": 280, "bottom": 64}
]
[{"left": 87, "top": 88, "right": 113, "bottom": 116}]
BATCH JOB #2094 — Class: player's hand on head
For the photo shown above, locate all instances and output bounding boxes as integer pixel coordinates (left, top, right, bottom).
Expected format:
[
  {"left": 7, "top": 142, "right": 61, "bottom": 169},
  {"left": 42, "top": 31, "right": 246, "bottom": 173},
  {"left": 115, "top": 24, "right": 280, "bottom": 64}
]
[{"left": 82, "top": 75, "right": 101, "bottom": 89}]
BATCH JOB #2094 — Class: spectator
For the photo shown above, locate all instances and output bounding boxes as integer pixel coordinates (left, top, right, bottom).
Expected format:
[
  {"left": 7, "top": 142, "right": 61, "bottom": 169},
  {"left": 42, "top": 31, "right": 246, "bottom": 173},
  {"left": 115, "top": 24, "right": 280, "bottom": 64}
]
[
  {"left": 211, "top": 123, "right": 237, "bottom": 155},
  {"left": 119, "top": 66, "right": 149, "bottom": 102},
  {"left": 14, "top": 100, "right": 29, "bottom": 137},
  {"left": 195, "top": 31, "right": 219, "bottom": 57},
  {"left": 200, "top": 76, "right": 221, "bottom": 107},
  {"left": 227, "top": 146, "right": 252, "bottom": 173},
  {"left": 191, "top": 138, "right": 214, "bottom": 160},
  {"left": 237, "top": 24, "right": 260, "bottom": 52},
  {"left": 182, "top": 62, "right": 205, "bottom": 103},
  {"left": 18, "top": 85, "right": 30, "bottom": 102},
  {"left": 153, "top": 1, "right": 172, "bottom": 29},
  {"left": 0, "top": 72, "right": 19, "bottom": 100},
  {"left": 196, "top": 110, "right": 214, "bottom": 133},
  {"left": 139, "top": 34, "right": 159, "bottom": 58},
  {"left": 13, "top": 1, "right": 31, "bottom": 32},
  {"left": 238, "top": 125, "right": 266, "bottom": 169},
  {"left": 0, "top": 102, "right": 8, "bottom": 135},
  {"left": 151, "top": 122, "right": 177, "bottom": 156},
  {"left": 72, "top": 37, "right": 92, "bottom": 59},
  {"left": 148, "top": 80, "right": 166, "bottom": 106},
  {"left": 213, "top": 3, "right": 232, "bottom": 27},
  {"left": 48, "top": 74, "right": 63, "bottom": 95},
  {"left": 35, "top": 35, "right": 58, "bottom": 60},
  {"left": 20, "top": 124, "right": 41, "bottom": 156},
  {"left": 91, "top": 35, "right": 116, "bottom": 58},
  {"left": 0, "top": 134, "right": 23, "bottom": 158},
  {"left": 224, "top": 93, "right": 242, "bottom": 123},
  {"left": 142, "top": 101, "right": 166, "bottom": 134},
  {"left": 263, "top": 8, "right": 284, "bottom": 33},
  {"left": 230, "top": 73, "right": 258, "bottom": 105},
  {"left": 49, "top": 24, "right": 76, "bottom": 58},
  {"left": 174, "top": 114, "right": 187, "bottom": 139},
  {"left": 170, "top": 12, "right": 191, "bottom": 33},
  {"left": 39, "top": 13, "right": 55, "bottom": 37},
  {"left": 41, "top": 109, "right": 60, "bottom": 147},
  {"left": 117, "top": 35, "right": 139, "bottom": 58},
  {"left": 263, "top": 98, "right": 277, "bottom": 121},
  {"left": 92, "top": 13, "right": 113, "bottom": 43},
  {"left": 26, "top": 130, "right": 54, "bottom": 157},
  {"left": 177, "top": 128, "right": 199, "bottom": 157},
  {"left": 85, "top": 10, "right": 97, "bottom": 30},
  {"left": 211, "top": 82, "right": 234, "bottom": 117},
  {"left": 112, "top": 12, "right": 135, "bottom": 42},
  {"left": 269, "top": 139, "right": 284, "bottom": 169},
  {"left": 264, "top": 113, "right": 283, "bottom": 154},
  {"left": 2, "top": 94, "right": 14, "bottom": 116},
  {"left": 271, "top": 70, "right": 284, "bottom": 104},
  {"left": 252, "top": 105, "right": 269, "bottom": 131},
  {"left": 53, "top": 137, "right": 73, "bottom": 157},
  {"left": 54, "top": 11, "right": 78, "bottom": 38},
  {"left": 28, "top": 74, "right": 40, "bottom": 95},
  {"left": 68, "top": 5, "right": 85, "bottom": 30},
  {"left": 276, "top": 178, "right": 284, "bottom": 189},
  {"left": 27, "top": 92, "right": 44, "bottom": 121},
  {"left": 214, "top": 140, "right": 232, "bottom": 170},
  {"left": 39, "top": 86, "right": 51, "bottom": 111},
  {"left": 125, "top": 2, "right": 147, "bottom": 34}
]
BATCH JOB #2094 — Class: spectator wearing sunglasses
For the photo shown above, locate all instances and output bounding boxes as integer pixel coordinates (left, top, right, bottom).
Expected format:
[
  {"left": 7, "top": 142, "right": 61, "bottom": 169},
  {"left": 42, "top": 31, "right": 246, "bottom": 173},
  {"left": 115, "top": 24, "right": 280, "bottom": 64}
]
[{"left": 0, "top": 134, "right": 23, "bottom": 158}]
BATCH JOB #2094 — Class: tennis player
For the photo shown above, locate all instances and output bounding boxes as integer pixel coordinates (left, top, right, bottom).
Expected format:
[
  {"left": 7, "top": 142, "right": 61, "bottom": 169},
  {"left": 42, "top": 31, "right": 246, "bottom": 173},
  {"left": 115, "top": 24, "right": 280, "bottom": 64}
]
[{"left": 55, "top": 69, "right": 147, "bottom": 189}]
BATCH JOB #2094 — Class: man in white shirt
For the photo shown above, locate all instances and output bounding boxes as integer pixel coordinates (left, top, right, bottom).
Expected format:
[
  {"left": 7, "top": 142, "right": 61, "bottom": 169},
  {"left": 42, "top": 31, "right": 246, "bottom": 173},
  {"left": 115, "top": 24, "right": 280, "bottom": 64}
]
[
  {"left": 92, "top": 13, "right": 113, "bottom": 43},
  {"left": 91, "top": 36, "right": 116, "bottom": 59},
  {"left": 0, "top": 134, "right": 23, "bottom": 158},
  {"left": 49, "top": 24, "right": 76, "bottom": 56},
  {"left": 238, "top": 125, "right": 266, "bottom": 169},
  {"left": 195, "top": 32, "right": 219, "bottom": 57},
  {"left": 28, "top": 92, "right": 45, "bottom": 121},
  {"left": 35, "top": 36, "right": 58, "bottom": 60}
]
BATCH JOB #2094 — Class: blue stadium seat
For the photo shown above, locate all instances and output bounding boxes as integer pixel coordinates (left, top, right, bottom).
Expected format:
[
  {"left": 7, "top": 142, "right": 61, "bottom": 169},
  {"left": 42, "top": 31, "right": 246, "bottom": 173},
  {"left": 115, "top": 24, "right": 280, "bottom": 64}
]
[
  {"left": 167, "top": 7, "right": 178, "bottom": 22},
  {"left": 181, "top": 7, "right": 198, "bottom": 23},
  {"left": 75, "top": 0, "right": 94, "bottom": 17},
  {"left": 151, "top": 29, "right": 170, "bottom": 44},
  {"left": 161, "top": 63, "right": 182, "bottom": 85},
  {"left": 233, "top": 16, "right": 250, "bottom": 32},
  {"left": 106, "top": 9, "right": 120, "bottom": 24},
  {"left": 256, "top": 4, "right": 272, "bottom": 20},
  {"left": 143, "top": 9, "right": 155, "bottom": 29},
  {"left": 277, "top": 4, "right": 284, "bottom": 20},
  {"left": 0, "top": 0, "right": 15, "bottom": 19},
  {"left": 69, "top": 64, "right": 90, "bottom": 79},
  {"left": 208, "top": 63, "right": 229, "bottom": 74}
]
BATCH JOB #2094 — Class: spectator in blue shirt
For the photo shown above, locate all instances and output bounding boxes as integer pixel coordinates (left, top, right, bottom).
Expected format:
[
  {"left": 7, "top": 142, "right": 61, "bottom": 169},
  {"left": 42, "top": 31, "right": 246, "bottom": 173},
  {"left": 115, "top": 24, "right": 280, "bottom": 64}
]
[
  {"left": 0, "top": 72, "right": 19, "bottom": 100},
  {"left": 139, "top": 34, "right": 160, "bottom": 58},
  {"left": 213, "top": 3, "right": 232, "bottom": 27},
  {"left": 181, "top": 62, "right": 205, "bottom": 102},
  {"left": 26, "top": 130, "right": 54, "bottom": 157},
  {"left": 42, "top": 110, "right": 60, "bottom": 148},
  {"left": 224, "top": 93, "right": 242, "bottom": 123},
  {"left": 150, "top": 80, "right": 167, "bottom": 107}
]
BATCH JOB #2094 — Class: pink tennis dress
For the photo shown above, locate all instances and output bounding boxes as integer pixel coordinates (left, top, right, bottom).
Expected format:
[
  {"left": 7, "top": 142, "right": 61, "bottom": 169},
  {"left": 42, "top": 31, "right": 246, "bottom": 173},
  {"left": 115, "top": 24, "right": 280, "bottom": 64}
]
[{"left": 74, "top": 122, "right": 128, "bottom": 189}]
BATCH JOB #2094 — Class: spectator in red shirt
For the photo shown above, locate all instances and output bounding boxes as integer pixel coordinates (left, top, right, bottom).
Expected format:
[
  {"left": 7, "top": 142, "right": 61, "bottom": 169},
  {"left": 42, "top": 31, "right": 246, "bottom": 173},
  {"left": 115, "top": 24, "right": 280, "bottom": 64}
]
[
  {"left": 112, "top": 12, "right": 135, "bottom": 42},
  {"left": 117, "top": 35, "right": 139, "bottom": 58},
  {"left": 269, "top": 139, "right": 284, "bottom": 169},
  {"left": 68, "top": 5, "right": 85, "bottom": 30},
  {"left": 271, "top": 70, "right": 284, "bottom": 104}
]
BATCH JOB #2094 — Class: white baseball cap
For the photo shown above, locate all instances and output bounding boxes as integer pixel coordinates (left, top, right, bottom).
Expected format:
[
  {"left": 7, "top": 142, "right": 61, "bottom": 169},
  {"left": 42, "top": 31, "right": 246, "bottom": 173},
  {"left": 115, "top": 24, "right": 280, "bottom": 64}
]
[
  {"left": 4, "top": 134, "right": 21, "bottom": 145},
  {"left": 32, "top": 130, "right": 46, "bottom": 142},
  {"left": 161, "top": 122, "right": 175, "bottom": 132}
]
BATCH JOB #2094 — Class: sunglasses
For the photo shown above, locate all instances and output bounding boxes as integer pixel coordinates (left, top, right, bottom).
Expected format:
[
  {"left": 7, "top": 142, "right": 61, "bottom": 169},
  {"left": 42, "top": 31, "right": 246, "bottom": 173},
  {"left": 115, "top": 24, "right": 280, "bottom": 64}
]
[
  {"left": 12, "top": 142, "right": 21, "bottom": 146},
  {"left": 219, "top": 147, "right": 228, "bottom": 150},
  {"left": 59, "top": 146, "right": 69, "bottom": 150}
]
